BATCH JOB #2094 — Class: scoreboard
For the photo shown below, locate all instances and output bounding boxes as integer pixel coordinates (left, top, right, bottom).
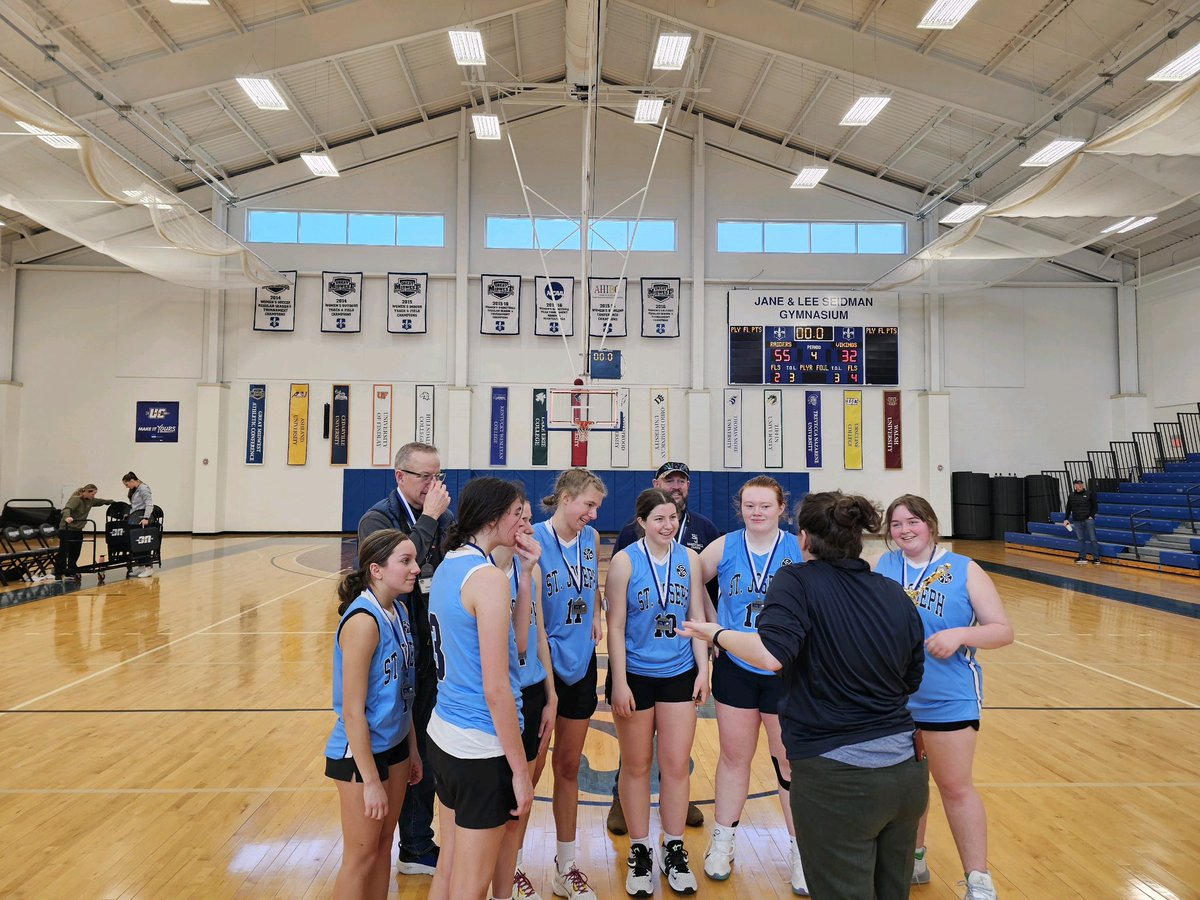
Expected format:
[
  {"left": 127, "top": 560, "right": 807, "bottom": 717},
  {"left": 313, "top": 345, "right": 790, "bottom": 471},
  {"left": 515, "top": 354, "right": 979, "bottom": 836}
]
[{"left": 727, "top": 290, "right": 900, "bottom": 386}]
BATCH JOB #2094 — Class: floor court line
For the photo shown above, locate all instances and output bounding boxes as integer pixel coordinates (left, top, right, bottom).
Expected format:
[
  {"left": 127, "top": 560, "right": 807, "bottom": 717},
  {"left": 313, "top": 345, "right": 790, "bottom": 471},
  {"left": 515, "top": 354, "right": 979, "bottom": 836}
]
[{"left": 1014, "top": 639, "right": 1200, "bottom": 708}]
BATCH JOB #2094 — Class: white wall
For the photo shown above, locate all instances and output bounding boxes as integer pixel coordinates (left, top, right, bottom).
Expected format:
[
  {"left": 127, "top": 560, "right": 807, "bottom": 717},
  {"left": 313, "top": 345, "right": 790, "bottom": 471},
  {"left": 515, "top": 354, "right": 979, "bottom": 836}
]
[{"left": 1137, "top": 271, "right": 1200, "bottom": 418}]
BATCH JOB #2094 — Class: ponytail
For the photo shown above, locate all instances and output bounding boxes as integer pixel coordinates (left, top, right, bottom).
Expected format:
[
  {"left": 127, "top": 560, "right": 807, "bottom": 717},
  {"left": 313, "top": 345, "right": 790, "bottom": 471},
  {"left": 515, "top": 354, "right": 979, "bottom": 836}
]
[{"left": 338, "top": 529, "right": 411, "bottom": 615}]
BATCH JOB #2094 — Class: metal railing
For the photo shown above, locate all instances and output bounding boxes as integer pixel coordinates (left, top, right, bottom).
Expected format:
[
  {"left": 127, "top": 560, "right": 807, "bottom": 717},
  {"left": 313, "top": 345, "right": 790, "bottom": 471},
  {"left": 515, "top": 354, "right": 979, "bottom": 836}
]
[
  {"left": 1155, "top": 421, "right": 1187, "bottom": 464},
  {"left": 1088, "top": 450, "right": 1116, "bottom": 480},
  {"left": 1129, "top": 508, "right": 1153, "bottom": 561},
  {"left": 1110, "top": 441, "right": 1144, "bottom": 484},
  {"left": 1187, "top": 485, "right": 1200, "bottom": 536},
  {"left": 1180, "top": 410, "right": 1200, "bottom": 457},
  {"left": 1132, "top": 432, "right": 1166, "bottom": 476}
]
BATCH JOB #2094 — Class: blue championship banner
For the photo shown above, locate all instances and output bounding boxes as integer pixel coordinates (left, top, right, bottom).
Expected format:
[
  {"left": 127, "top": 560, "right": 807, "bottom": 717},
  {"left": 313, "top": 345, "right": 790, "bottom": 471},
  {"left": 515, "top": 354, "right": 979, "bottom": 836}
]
[
  {"left": 135, "top": 401, "right": 179, "bottom": 443},
  {"left": 805, "top": 390, "right": 822, "bottom": 468},
  {"left": 490, "top": 387, "right": 508, "bottom": 466},
  {"left": 245, "top": 384, "right": 266, "bottom": 465},
  {"left": 331, "top": 384, "right": 350, "bottom": 466}
]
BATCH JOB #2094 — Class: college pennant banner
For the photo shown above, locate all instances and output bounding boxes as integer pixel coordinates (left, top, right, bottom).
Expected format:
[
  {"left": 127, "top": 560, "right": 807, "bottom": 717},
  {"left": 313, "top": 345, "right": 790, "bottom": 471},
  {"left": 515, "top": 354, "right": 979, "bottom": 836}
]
[
  {"left": 490, "top": 387, "right": 509, "bottom": 466},
  {"left": 287, "top": 383, "right": 309, "bottom": 466},
  {"left": 611, "top": 387, "right": 631, "bottom": 468},
  {"left": 884, "top": 390, "right": 902, "bottom": 469},
  {"left": 723, "top": 389, "right": 743, "bottom": 469},
  {"left": 805, "top": 390, "right": 823, "bottom": 469},
  {"left": 387, "top": 273, "right": 428, "bottom": 334},
  {"left": 534, "top": 276, "right": 575, "bottom": 336},
  {"left": 532, "top": 388, "right": 549, "bottom": 467},
  {"left": 844, "top": 390, "right": 863, "bottom": 470},
  {"left": 588, "top": 276, "right": 628, "bottom": 337},
  {"left": 331, "top": 385, "right": 350, "bottom": 466},
  {"left": 253, "top": 270, "right": 297, "bottom": 332},
  {"left": 320, "top": 271, "right": 362, "bottom": 333},
  {"left": 481, "top": 274, "right": 521, "bottom": 334},
  {"left": 764, "top": 389, "right": 784, "bottom": 469},
  {"left": 372, "top": 384, "right": 393, "bottom": 467},
  {"left": 415, "top": 385, "right": 435, "bottom": 445},
  {"left": 245, "top": 384, "right": 266, "bottom": 465},
  {"left": 640, "top": 278, "right": 681, "bottom": 338},
  {"left": 650, "top": 388, "right": 670, "bottom": 468}
]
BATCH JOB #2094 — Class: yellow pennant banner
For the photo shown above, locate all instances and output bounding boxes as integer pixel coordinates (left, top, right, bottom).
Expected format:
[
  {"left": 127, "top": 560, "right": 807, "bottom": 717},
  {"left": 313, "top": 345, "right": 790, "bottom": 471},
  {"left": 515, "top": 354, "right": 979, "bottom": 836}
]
[
  {"left": 288, "top": 383, "right": 310, "bottom": 466},
  {"left": 843, "top": 390, "right": 863, "bottom": 470}
]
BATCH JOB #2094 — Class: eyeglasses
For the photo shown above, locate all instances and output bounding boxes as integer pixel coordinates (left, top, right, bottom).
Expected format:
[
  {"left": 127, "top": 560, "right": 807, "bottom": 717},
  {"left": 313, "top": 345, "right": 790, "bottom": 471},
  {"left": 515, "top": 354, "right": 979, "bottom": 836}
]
[{"left": 400, "top": 469, "right": 446, "bottom": 484}]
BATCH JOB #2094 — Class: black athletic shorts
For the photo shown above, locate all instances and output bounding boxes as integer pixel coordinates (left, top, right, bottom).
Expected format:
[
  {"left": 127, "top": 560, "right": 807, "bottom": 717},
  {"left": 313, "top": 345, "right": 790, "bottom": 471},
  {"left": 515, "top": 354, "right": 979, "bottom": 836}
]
[
  {"left": 605, "top": 665, "right": 699, "bottom": 710},
  {"left": 711, "top": 650, "right": 782, "bottom": 714},
  {"left": 324, "top": 737, "right": 410, "bottom": 783},
  {"left": 553, "top": 651, "right": 599, "bottom": 720},
  {"left": 913, "top": 719, "right": 980, "bottom": 732},
  {"left": 427, "top": 738, "right": 517, "bottom": 830},
  {"left": 520, "top": 681, "right": 547, "bottom": 761}
]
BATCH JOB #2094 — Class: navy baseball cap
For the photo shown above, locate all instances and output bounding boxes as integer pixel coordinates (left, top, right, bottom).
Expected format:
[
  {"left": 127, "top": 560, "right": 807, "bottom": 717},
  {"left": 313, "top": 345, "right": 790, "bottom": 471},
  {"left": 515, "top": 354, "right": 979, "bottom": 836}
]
[{"left": 655, "top": 462, "right": 690, "bottom": 480}]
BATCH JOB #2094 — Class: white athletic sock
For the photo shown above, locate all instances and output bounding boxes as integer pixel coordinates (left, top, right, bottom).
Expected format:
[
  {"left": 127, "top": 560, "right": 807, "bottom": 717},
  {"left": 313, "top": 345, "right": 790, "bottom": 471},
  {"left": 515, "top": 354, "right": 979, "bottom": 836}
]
[
  {"left": 790, "top": 835, "right": 799, "bottom": 854},
  {"left": 556, "top": 842, "right": 576, "bottom": 872},
  {"left": 663, "top": 831, "right": 683, "bottom": 846},
  {"left": 712, "top": 823, "right": 737, "bottom": 841},
  {"left": 515, "top": 849, "right": 524, "bottom": 870},
  {"left": 631, "top": 836, "right": 651, "bottom": 850}
]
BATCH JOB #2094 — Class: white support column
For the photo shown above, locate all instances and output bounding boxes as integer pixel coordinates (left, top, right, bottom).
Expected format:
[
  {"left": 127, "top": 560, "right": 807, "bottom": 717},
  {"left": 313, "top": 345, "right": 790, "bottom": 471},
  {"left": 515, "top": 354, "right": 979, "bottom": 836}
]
[
  {"left": 454, "top": 110, "right": 470, "bottom": 389},
  {"left": 918, "top": 391, "right": 951, "bottom": 526},
  {"left": 446, "top": 387, "right": 472, "bottom": 469},
  {"left": 194, "top": 191, "right": 231, "bottom": 533},
  {"left": 688, "top": 116, "right": 712, "bottom": 470},
  {"left": 1110, "top": 284, "right": 1148, "bottom": 436},
  {"left": 0, "top": 245, "right": 14, "bottom": 382},
  {"left": 0, "top": 248, "right": 20, "bottom": 502}
]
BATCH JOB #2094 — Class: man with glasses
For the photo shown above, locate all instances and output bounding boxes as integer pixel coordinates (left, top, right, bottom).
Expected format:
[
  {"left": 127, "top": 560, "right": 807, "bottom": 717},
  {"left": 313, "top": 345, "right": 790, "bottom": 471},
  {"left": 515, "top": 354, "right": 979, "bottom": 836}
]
[{"left": 357, "top": 442, "right": 454, "bottom": 878}]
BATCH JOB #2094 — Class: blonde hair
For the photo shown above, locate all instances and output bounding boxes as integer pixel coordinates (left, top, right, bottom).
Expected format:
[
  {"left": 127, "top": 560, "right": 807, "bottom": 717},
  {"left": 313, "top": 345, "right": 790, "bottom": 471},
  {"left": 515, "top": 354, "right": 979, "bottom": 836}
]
[
  {"left": 71, "top": 483, "right": 99, "bottom": 498},
  {"left": 883, "top": 494, "right": 941, "bottom": 549},
  {"left": 542, "top": 468, "right": 607, "bottom": 512}
]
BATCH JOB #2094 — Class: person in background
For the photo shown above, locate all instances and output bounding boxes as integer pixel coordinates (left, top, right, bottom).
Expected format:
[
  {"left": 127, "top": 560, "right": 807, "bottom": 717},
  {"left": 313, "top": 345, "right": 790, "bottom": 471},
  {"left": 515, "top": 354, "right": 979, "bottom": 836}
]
[
  {"left": 56, "top": 483, "right": 116, "bottom": 581},
  {"left": 121, "top": 472, "right": 156, "bottom": 578},
  {"left": 1064, "top": 479, "right": 1102, "bottom": 566}
]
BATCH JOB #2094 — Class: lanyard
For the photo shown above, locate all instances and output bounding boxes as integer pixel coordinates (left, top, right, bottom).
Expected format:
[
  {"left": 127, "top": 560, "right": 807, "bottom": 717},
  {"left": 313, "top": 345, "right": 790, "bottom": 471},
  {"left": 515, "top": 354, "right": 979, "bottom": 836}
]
[
  {"left": 364, "top": 588, "right": 403, "bottom": 645},
  {"left": 674, "top": 511, "right": 688, "bottom": 544},
  {"left": 464, "top": 542, "right": 496, "bottom": 566},
  {"left": 510, "top": 556, "right": 520, "bottom": 597},
  {"left": 395, "top": 489, "right": 419, "bottom": 529},
  {"left": 902, "top": 546, "right": 938, "bottom": 601},
  {"left": 743, "top": 530, "right": 783, "bottom": 594},
  {"left": 550, "top": 524, "right": 583, "bottom": 593},
  {"left": 640, "top": 539, "right": 673, "bottom": 611}
]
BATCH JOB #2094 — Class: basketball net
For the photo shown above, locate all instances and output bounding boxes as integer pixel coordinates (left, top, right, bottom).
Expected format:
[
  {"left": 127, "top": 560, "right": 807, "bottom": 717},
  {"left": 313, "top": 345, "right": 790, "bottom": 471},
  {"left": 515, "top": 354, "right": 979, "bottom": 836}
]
[{"left": 571, "top": 380, "right": 589, "bottom": 465}]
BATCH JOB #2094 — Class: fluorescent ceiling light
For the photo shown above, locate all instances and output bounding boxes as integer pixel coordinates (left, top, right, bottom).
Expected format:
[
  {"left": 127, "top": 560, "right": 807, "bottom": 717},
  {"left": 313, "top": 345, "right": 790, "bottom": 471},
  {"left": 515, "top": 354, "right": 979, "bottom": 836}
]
[
  {"left": 1101, "top": 216, "right": 1138, "bottom": 234},
  {"left": 16, "top": 120, "right": 80, "bottom": 149},
  {"left": 940, "top": 202, "right": 987, "bottom": 224},
  {"left": 301, "top": 152, "right": 339, "bottom": 177},
  {"left": 1148, "top": 41, "right": 1200, "bottom": 82},
  {"left": 840, "top": 96, "right": 891, "bottom": 126},
  {"left": 449, "top": 30, "right": 486, "bottom": 66},
  {"left": 472, "top": 113, "right": 501, "bottom": 140},
  {"left": 634, "top": 97, "right": 665, "bottom": 124},
  {"left": 1020, "top": 138, "right": 1085, "bottom": 167},
  {"left": 653, "top": 33, "right": 692, "bottom": 70},
  {"left": 918, "top": 0, "right": 980, "bottom": 29},
  {"left": 791, "top": 166, "right": 829, "bottom": 189},
  {"left": 169, "top": 0, "right": 211, "bottom": 5},
  {"left": 236, "top": 77, "right": 288, "bottom": 111},
  {"left": 1108, "top": 215, "right": 1157, "bottom": 234}
]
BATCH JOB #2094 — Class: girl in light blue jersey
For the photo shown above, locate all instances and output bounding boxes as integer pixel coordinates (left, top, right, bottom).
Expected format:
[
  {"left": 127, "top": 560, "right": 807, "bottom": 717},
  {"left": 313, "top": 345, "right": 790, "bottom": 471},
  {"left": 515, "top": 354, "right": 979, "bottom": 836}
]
[
  {"left": 325, "top": 529, "right": 423, "bottom": 900},
  {"left": 878, "top": 494, "right": 1013, "bottom": 900}
]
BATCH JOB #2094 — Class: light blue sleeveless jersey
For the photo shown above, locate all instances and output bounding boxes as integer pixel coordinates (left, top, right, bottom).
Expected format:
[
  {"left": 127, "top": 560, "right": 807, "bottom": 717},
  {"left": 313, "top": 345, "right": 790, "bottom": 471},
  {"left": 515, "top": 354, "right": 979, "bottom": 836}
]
[
  {"left": 325, "top": 591, "right": 415, "bottom": 758},
  {"left": 876, "top": 548, "right": 983, "bottom": 722},
  {"left": 533, "top": 521, "right": 599, "bottom": 684},
  {"left": 510, "top": 558, "right": 548, "bottom": 690},
  {"left": 620, "top": 540, "right": 695, "bottom": 678},
  {"left": 716, "top": 529, "right": 802, "bottom": 676}
]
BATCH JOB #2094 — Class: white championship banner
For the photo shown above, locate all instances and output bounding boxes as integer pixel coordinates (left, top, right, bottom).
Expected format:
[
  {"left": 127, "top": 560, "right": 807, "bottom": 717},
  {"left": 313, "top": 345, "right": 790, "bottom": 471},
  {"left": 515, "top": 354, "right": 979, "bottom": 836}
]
[
  {"left": 650, "top": 388, "right": 670, "bottom": 468},
  {"left": 387, "top": 273, "right": 428, "bottom": 334},
  {"left": 253, "top": 270, "right": 297, "bottom": 332},
  {"left": 764, "top": 389, "right": 784, "bottom": 469},
  {"left": 534, "top": 276, "right": 575, "bottom": 336},
  {"left": 481, "top": 274, "right": 521, "bottom": 335},
  {"left": 723, "top": 388, "right": 743, "bottom": 469},
  {"left": 415, "top": 385, "right": 434, "bottom": 445},
  {"left": 372, "top": 384, "right": 393, "bottom": 467},
  {"left": 641, "top": 277, "right": 681, "bottom": 338},
  {"left": 588, "top": 276, "right": 627, "bottom": 337},
  {"left": 611, "top": 387, "right": 631, "bottom": 468},
  {"left": 320, "top": 271, "right": 362, "bottom": 333}
]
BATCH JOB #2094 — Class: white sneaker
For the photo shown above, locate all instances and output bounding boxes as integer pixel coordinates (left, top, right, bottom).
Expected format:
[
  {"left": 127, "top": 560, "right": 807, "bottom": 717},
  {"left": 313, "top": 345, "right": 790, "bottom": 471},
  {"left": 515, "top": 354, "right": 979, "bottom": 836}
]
[
  {"left": 552, "top": 860, "right": 597, "bottom": 899},
  {"left": 790, "top": 843, "right": 809, "bottom": 895},
  {"left": 625, "top": 844, "right": 653, "bottom": 897},
  {"left": 962, "top": 870, "right": 998, "bottom": 900},
  {"left": 512, "top": 866, "right": 544, "bottom": 899},
  {"left": 661, "top": 840, "right": 697, "bottom": 894},
  {"left": 704, "top": 832, "right": 735, "bottom": 880},
  {"left": 136, "top": 566, "right": 154, "bottom": 578},
  {"left": 912, "top": 847, "right": 930, "bottom": 884}
]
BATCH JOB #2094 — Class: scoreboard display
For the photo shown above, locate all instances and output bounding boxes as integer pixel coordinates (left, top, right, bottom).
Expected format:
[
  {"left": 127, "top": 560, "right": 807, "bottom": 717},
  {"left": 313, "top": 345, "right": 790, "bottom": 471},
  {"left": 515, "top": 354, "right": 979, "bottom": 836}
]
[{"left": 727, "top": 290, "right": 900, "bottom": 387}]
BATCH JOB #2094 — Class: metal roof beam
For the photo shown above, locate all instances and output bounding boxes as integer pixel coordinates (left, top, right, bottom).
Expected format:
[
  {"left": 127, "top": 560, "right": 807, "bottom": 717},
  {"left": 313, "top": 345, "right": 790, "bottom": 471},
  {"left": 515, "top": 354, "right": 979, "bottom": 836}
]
[
  {"left": 777, "top": 71, "right": 833, "bottom": 150},
  {"left": 875, "top": 106, "right": 952, "bottom": 178},
  {"left": 209, "top": 0, "right": 247, "bottom": 35},
  {"left": 152, "top": 111, "right": 229, "bottom": 179},
  {"left": 333, "top": 59, "right": 377, "bottom": 136},
  {"left": 856, "top": 0, "right": 886, "bottom": 32},
  {"left": 10, "top": 0, "right": 113, "bottom": 72},
  {"left": 512, "top": 14, "right": 524, "bottom": 81},
  {"left": 731, "top": 55, "right": 774, "bottom": 135},
  {"left": 122, "top": 0, "right": 180, "bottom": 53},
  {"left": 271, "top": 79, "right": 328, "bottom": 151},
  {"left": 207, "top": 89, "right": 279, "bottom": 164},
  {"left": 393, "top": 44, "right": 429, "bottom": 124}
]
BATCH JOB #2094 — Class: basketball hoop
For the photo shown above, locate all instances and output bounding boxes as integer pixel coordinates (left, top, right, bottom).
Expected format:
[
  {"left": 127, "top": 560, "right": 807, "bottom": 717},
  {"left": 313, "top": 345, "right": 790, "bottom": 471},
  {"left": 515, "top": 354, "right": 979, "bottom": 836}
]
[{"left": 575, "top": 420, "right": 593, "bottom": 443}]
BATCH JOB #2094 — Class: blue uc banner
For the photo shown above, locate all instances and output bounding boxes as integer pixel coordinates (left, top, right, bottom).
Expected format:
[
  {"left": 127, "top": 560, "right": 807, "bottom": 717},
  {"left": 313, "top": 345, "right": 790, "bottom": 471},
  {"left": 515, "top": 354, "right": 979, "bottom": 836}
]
[
  {"left": 805, "top": 390, "right": 822, "bottom": 468},
  {"left": 490, "top": 387, "right": 508, "bottom": 466},
  {"left": 135, "top": 401, "right": 179, "bottom": 443},
  {"left": 245, "top": 384, "right": 266, "bottom": 465}
]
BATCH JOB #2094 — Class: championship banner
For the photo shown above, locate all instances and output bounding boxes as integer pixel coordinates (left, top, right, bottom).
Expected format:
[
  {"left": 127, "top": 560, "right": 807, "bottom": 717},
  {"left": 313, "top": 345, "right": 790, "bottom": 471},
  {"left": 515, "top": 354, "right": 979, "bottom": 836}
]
[
  {"left": 884, "top": 390, "right": 902, "bottom": 469},
  {"left": 532, "top": 388, "right": 549, "bottom": 467},
  {"left": 415, "top": 385, "right": 435, "bottom": 445},
  {"left": 245, "top": 384, "right": 266, "bottom": 465},
  {"left": 650, "top": 388, "right": 670, "bottom": 468},
  {"left": 372, "top": 384, "right": 392, "bottom": 467},
  {"left": 723, "top": 389, "right": 743, "bottom": 469},
  {"left": 805, "top": 390, "right": 823, "bottom": 469},
  {"left": 641, "top": 277, "right": 681, "bottom": 338},
  {"left": 481, "top": 274, "right": 521, "bottom": 334},
  {"left": 287, "top": 383, "right": 310, "bottom": 466},
  {"left": 331, "top": 384, "right": 350, "bottom": 466},
  {"left": 534, "top": 276, "right": 575, "bottom": 336},
  {"left": 489, "top": 388, "right": 509, "bottom": 466},
  {"left": 320, "top": 271, "right": 362, "bottom": 333},
  {"left": 588, "top": 276, "right": 627, "bottom": 337},
  {"left": 253, "top": 270, "right": 297, "bottom": 332},
  {"left": 387, "top": 273, "right": 428, "bottom": 334},
  {"left": 844, "top": 390, "right": 863, "bottom": 470},
  {"left": 764, "top": 389, "right": 784, "bottom": 469},
  {"left": 611, "top": 387, "right": 631, "bottom": 468}
]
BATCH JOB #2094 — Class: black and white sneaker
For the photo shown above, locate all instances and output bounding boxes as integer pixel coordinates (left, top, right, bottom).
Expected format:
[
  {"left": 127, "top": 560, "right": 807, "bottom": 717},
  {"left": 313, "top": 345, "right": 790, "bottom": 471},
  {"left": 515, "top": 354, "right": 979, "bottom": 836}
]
[
  {"left": 625, "top": 843, "right": 653, "bottom": 897},
  {"left": 661, "top": 840, "right": 698, "bottom": 895}
]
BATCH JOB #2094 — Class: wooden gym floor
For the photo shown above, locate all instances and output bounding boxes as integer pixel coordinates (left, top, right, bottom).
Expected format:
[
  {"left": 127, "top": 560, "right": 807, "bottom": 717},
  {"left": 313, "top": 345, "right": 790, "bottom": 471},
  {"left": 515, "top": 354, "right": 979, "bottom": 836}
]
[{"left": 0, "top": 534, "right": 1197, "bottom": 899}]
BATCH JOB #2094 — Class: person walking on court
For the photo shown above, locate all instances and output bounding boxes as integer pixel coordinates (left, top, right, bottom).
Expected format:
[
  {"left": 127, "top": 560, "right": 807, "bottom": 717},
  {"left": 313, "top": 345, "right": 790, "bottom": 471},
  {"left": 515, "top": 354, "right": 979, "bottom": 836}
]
[
  {"left": 1064, "top": 479, "right": 1102, "bottom": 565},
  {"left": 121, "top": 472, "right": 156, "bottom": 578},
  {"left": 531, "top": 468, "right": 607, "bottom": 899},
  {"left": 606, "top": 489, "right": 709, "bottom": 896},
  {"left": 357, "top": 442, "right": 454, "bottom": 877},
  {"left": 426, "top": 477, "right": 533, "bottom": 900},
  {"left": 325, "top": 529, "right": 423, "bottom": 900},
  {"left": 56, "top": 483, "right": 116, "bottom": 580},
  {"left": 681, "top": 492, "right": 930, "bottom": 900},
  {"left": 877, "top": 495, "right": 1014, "bottom": 900}
]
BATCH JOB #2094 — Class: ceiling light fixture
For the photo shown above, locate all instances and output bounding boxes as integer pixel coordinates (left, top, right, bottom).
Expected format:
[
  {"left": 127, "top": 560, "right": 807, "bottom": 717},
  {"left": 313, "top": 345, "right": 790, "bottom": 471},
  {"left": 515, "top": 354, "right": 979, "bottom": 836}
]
[
  {"left": 840, "top": 96, "right": 891, "bottom": 126},
  {"left": 791, "top": 166, "right": 829, "bottom": 189},
  {"left": 472, "top": 113, "right": 501, "bottom": 140},
  {"left": 1101, "top": 216, "right": 1138, "bottom": 234},
  {"left": 169, "top": 0, "right": 211, "bottom": 5},
  {"left": 653, "top": 33, "right": 692, "bottom": 70},
  {"left": 449, "top": 30, "right": 486, "bottom": 66},
  {"left": 236, "top": 77, "right": 289, "bottom": 111},
  {"left": 634, "top": 97, "right": 665, "bottom": 124},
  {"left": 1147, "top": 41, "right": 1200, "bottom": 82},
  {"left": 16, "top": 120, "right": 80, "bottom": 149},
  {"left": 917, "top": 0, "right": 980, "bottom": 29},
  {"left": 301, "top": 153, "right": 339, "bottom": 177},
  {"left": 1113, "top": 215, "right": 1157, "bottom": 234},
  {"left": 940, "top": 202, "right": 987, "bottom": 224},
  {"left": 1020, "top": 138, "right": 1086, "bottom": 167}
]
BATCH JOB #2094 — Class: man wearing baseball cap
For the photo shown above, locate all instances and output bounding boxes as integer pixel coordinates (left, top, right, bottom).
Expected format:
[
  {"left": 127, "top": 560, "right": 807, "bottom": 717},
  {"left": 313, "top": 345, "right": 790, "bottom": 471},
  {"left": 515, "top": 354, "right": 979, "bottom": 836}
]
[{"left": 1064, "top": 478, "right": 1102, "bottom": 565}]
